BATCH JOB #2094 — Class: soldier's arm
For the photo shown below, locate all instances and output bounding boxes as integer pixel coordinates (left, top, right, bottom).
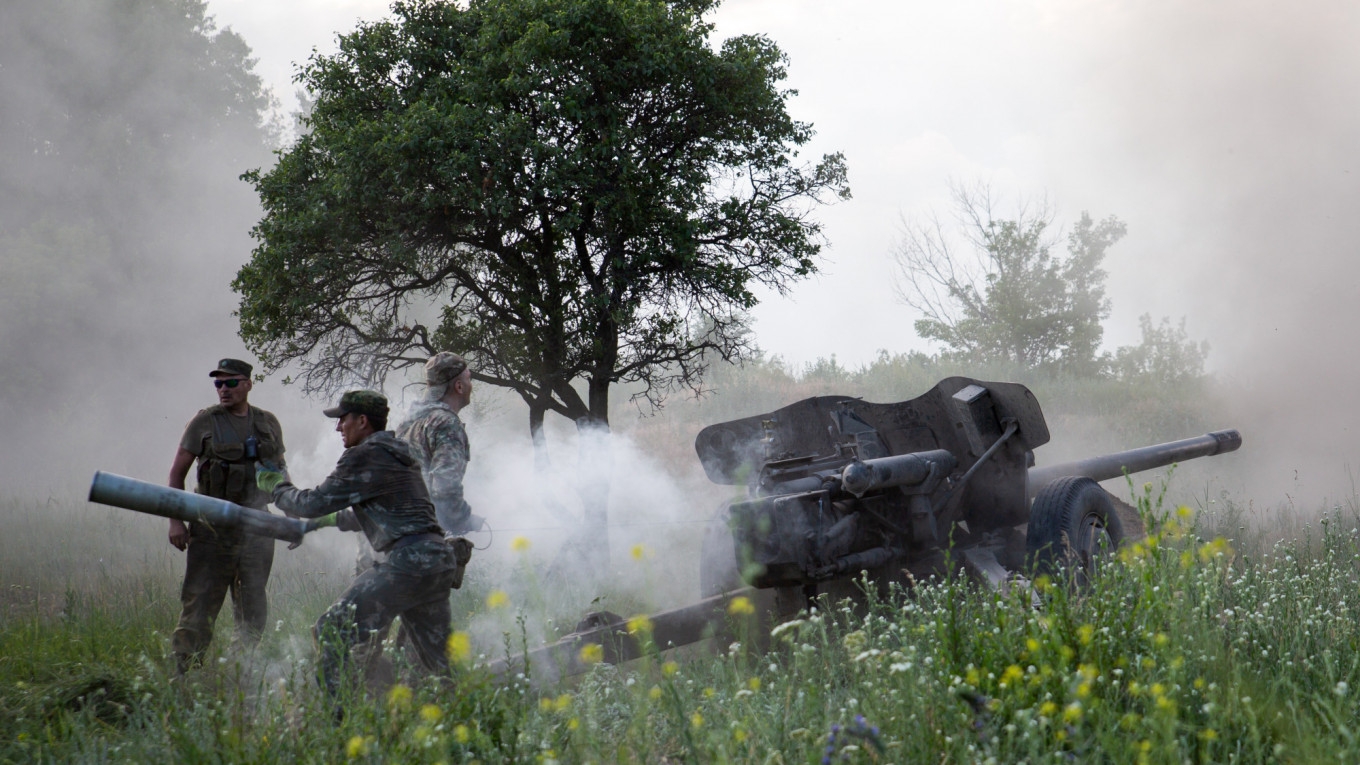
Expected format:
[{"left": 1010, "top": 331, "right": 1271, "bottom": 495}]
[
  {"left": 426, "top": 419, "right": 471, "bottom": 531},
  {"left": 167, "top": 447, "right": 196, "bottom": 551},
  {"left": 270, "top": 451, "right": 370, "bottom": 519},
  {"left": 266, "top": 412, "right": 287, "bottom": 470}
]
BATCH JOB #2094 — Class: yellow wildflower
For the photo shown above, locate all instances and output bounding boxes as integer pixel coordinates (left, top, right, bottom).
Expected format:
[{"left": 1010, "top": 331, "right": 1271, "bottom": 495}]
[
  {"left": 346, "top": 735, "right": 372, "bottom": 759},
  {"left": 1078, "top": 624, "right": 1094, "bottom": 646},
  {"left": 626, "top": 614, "right": 653, "bottom": 635},
  {"left": 1199, "top": 537, "right": 1233, "bottom": 563},
  {"left": 734, "top": 727, "right": 748, "bottom": 742},
  {"left": 1063, "top": 702, "right": 1083, "bottom": 723},
  {"left": 486, "top": 590, "right": 510, "bottom": 609},
  {"left": 747, "top": 677, "right": 761, "bottom": 691},
  {"left": 662, "top": 661, "right": 679, "bottom": 677},
  {"left": 420, "top": 704, "right": 442, "bottom": 723},
  {"left": 728, "top": 596, "right": 756, "bottom": 616},
  {"left": 649, "top": 685, "right": 663, "bottom": 701},
  {"left": 630, "top": 543, "right": 650, "bottom": 560},
  {"left": 1001, "top": 665, "right": 1024, "bottom": 685},
  {"left": 703, "top": 687, "right": 716, "bottom": 698},
  {"left": 447, "top": 631, "right": 472, "bottom": 663},
  {"left": 691, "top": 712, "right": 704, "bottom": 729},
  {"left": 454, "top": 725, "right": 469, "bottom": 743},
  {"left": 554, "top": 694, "right": 572, "bottom": 712},
  {"left": 579, "top": 643, "right": 603, "bottom": 664},
  {"left": 1039, "top": 701, "right": 1058, "bottom": 717},
  {"left": 387, "top": 683, "right": 413, "bottom": 710},
  {"left": 568, "top": 718, "right": 580, "bottom": 731},
  {"left": 1199, "top": 728, "right": 1218, "bottom": 741},
  {"left": 511, "top": 536, "right": 531, "bottom": 552}
]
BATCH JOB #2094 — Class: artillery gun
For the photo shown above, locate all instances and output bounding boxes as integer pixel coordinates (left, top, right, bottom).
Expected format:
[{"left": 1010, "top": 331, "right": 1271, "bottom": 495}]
[{"left": 495, "top": 376, "right": 1240, "bottom": 683}]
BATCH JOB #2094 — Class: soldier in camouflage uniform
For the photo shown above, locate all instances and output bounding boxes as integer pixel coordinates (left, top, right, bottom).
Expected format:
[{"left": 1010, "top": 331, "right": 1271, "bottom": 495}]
[
  {"left": 261, "top": 390, "right": 459, "bottom": 699},
  {"left": 397, "top": 351, "right": 477, "bottom": 535},
  {"left": 343, "top": 352, "right": 478, "bottom": 687},
  {"left": 167, "top": 358, "right": 286, "bottom": 673}
]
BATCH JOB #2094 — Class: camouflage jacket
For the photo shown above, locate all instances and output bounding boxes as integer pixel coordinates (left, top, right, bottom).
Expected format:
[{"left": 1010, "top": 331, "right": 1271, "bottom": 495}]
[
  {"left": 396, "top": 400, "right": 472, "bottom": 533},
  {"left": 270, "top": 431, "right": 442, "bottom": 552}
]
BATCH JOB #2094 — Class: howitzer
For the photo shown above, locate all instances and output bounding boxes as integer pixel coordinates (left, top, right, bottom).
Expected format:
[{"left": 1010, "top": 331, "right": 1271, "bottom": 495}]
[
  {"left": 88, "top": 471, "right": 313, "bottom": 544},
  {"left": 494, "top": 377, "right": 1241, "bottom": 684}
]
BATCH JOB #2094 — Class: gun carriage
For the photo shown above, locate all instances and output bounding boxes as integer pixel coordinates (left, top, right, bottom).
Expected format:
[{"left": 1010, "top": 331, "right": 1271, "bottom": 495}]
[{"left": 494, "top": 376, "right": 1240, "bottom": 682}]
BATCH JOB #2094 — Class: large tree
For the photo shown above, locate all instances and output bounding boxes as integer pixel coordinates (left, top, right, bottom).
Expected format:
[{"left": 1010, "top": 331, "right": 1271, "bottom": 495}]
[
  {"left": 234, "top": 0, "right": 848, "bottom": 565},
  {"left": 892, "top": 183, "right": 1124, "bottom": 375}
]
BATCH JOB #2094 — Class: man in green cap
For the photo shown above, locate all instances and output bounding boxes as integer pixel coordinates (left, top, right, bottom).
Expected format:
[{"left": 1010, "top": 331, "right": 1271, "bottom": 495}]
[
  {"left": 259, "top": 390, "right": 460, "bottom": 701},
  {"left": 167, "top": 358, "right": 286, "bottom": 673}
]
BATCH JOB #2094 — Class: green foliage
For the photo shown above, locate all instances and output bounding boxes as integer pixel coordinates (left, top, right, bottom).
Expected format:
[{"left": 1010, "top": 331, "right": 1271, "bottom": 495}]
[
  {"left": 1114, "top": 314, "right": 1212, "bottom": 387},
  {"left": 894, "top": 183, "right": 1126, "bottom": 375},
  {"left": 234, "top": 0, "right": 848, "bottom": 427}
]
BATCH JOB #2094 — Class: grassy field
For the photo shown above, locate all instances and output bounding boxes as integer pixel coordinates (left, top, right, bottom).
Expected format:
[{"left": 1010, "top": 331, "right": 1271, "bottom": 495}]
[{"left": 4, "top": 481, "right": 1360, "bottom": 764}]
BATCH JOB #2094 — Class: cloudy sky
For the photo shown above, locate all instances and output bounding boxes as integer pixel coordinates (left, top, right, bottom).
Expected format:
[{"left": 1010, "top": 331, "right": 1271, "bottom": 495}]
[
  {"left": 209, "top": 0, "right": 1360, "bottom": 373},
  {"left": 21, "top": 0, "right": 1314, "bottom": 507}
]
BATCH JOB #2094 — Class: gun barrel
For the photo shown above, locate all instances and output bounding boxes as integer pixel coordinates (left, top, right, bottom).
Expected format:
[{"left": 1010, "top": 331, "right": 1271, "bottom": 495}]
[
  {"left": 1027, "top": 429, "right": 1241, "bottom": 498},
  {"left": 841, "top": 449, "right": 958, "bottom": 497},
  {"left": 88, "top": 471, "right": 307, "bottom": 544}
]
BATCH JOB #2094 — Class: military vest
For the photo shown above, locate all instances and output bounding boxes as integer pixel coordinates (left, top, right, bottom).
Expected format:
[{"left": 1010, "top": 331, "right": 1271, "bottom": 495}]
[{"left": 194, "top": 405, "right": 281, "bottom": 507}]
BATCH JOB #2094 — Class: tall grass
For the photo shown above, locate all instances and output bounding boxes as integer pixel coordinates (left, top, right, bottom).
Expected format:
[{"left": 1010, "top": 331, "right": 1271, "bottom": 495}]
[{"left": 6, "top": 480, "right": 1360, "bottom": 763}]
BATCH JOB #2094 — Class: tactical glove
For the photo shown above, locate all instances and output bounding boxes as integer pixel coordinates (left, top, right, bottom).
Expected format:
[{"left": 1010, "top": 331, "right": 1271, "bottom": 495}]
[{"left": 255, "top": 462, "right": 288, "bottom": 493}]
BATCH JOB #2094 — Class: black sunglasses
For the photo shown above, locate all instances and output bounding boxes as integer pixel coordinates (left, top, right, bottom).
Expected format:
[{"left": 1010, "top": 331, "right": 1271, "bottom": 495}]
[{"left": 213, "top": 378, "right": 245, "bottom": 389}]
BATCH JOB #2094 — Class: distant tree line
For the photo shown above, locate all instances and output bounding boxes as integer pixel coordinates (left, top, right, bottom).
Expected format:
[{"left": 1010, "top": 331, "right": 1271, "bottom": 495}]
[{"left": 891, "top": 182, "right": 1210, "bottom": 387}]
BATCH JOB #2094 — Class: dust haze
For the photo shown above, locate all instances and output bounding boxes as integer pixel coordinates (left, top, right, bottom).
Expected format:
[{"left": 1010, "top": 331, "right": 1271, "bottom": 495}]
[{"left": 4, "top": 0, "right": 1360, "bottom": 591}]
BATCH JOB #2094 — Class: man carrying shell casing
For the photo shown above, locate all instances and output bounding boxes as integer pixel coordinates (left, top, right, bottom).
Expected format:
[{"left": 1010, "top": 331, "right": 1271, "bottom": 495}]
[
  {"left": 167, "top": 358, "right": 286, "bottom": 673},
  {"left": 257, "top": 390, "right": 459, "bottom": 700}
]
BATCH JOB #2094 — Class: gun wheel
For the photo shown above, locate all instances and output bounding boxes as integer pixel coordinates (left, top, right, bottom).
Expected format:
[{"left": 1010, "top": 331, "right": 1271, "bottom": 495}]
[{"left": 1027, "top": 476, "right": 1125, "bottom": 582}]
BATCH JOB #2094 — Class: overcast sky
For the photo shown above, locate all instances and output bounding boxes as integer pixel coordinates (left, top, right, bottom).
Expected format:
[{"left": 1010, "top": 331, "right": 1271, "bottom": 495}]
[
  {"left": 209, "top": 0, "right": 1360, "bottom": 372},
  {"left": 198, "top": 0, "right": 1360, "bottom": 502}
]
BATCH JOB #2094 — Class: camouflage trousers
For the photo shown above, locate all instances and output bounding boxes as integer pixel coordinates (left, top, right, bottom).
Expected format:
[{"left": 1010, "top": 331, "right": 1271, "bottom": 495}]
[
  {"left": 314, "top": 538, "right": 457, "bottom": 699},
  {"left": 172, "top": 522, "right": 276, "bottom": 671}
]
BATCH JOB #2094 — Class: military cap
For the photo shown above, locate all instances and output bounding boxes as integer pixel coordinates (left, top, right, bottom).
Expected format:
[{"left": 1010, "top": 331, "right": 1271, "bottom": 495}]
[
  {"left": 323, "top": 390, "right": 390, "bottom": 420},
  {"left": 425, "top": 352, "right": 468, "bottom": 386},
  {"left": 424, "top": 352, "right": 468, "bottom": 400},
  {"left": 209, "top": 358, "right": 253, "bottom": 378}
]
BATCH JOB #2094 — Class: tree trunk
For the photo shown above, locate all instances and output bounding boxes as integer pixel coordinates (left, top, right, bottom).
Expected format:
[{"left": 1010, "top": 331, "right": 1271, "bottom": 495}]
[{"left": 575, "top": 408, "right": 612, "bottom": 580}]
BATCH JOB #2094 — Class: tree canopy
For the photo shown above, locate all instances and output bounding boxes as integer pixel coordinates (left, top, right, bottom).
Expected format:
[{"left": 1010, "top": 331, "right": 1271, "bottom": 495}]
[
  {"left": 892, "top": 183, "right": 1125, "bottom": 375},
  {"left": 234, "top": 0, "right": 849, "bottom": 434}
]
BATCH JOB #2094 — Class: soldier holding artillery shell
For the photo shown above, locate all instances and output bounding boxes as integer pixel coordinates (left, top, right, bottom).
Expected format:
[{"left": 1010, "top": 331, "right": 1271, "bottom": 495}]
[{"left": 257, "top": 390, "right": 468, "bottom": 701}]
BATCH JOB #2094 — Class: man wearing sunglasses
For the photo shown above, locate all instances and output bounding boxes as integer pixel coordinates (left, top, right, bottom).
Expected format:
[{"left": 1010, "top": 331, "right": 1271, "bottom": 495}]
[{"left": 166, "top": 358, "right": 287, "bottom": 674}]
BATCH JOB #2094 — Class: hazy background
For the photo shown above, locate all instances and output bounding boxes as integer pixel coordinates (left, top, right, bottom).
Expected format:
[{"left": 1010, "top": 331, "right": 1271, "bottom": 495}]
[{"left": 4, "top": 0, "right": 1360, "bottom": 565}]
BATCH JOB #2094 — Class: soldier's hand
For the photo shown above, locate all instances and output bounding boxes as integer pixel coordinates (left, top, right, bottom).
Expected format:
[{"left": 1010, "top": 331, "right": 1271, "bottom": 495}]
[
  {"left": 255, "top": 463, "right": 287, "bottom": 493},
  {"left": 168, "top": 519, "right": 189, "bottom": 551}
]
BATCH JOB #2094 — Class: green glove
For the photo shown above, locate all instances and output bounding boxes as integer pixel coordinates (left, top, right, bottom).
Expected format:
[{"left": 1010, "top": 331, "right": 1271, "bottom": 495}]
[
  {"left": 308, "top": 513, "right": 340, "bottom": 531},
  {"left": 255, "top": 462, "right": 287, "bottom": 493}
]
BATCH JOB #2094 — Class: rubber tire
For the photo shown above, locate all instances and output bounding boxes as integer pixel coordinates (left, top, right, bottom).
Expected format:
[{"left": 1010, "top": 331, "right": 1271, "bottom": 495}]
[
  {"left": 699, "top": 501, "right": 743, "bottom": 598},
  {"left": 1027, "top": 476, "right": 1125, "bottom": 580}
]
